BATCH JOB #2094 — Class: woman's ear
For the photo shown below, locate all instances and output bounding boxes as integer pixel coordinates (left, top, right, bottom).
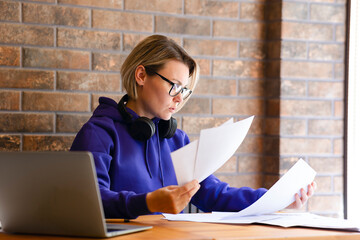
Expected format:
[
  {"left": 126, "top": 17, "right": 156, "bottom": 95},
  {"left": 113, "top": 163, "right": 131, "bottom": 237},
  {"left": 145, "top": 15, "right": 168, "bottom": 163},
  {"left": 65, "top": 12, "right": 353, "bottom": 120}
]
[{"left": 134, "top": 65, "right": 147, "bottom": 86}]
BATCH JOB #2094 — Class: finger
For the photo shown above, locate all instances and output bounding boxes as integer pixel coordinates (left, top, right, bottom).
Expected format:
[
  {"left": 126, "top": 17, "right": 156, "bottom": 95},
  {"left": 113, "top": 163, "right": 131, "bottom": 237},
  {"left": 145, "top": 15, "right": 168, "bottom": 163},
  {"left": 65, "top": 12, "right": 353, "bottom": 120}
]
[
  {"left": 300, "top": 188, "right": 308, "bottom": 204},
  {"left": 177, "top": 180, "right": 200, "bottom": 195},
  {"left": 312, "top": 181, "right": 317, "bottom": 190},
  {"left": 294, "top": 193, "right": 302, "bottom": 209},
  {"left": 307, "top": 184, "right": 314, "bottom": 197}
]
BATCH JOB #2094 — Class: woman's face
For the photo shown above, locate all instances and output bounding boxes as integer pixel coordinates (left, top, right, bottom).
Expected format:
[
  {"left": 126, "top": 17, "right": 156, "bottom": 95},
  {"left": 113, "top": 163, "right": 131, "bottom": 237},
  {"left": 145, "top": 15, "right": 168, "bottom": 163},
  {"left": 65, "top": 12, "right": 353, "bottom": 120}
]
[{"left": 136, "top": 60, "right": 190, "bottom": 120}]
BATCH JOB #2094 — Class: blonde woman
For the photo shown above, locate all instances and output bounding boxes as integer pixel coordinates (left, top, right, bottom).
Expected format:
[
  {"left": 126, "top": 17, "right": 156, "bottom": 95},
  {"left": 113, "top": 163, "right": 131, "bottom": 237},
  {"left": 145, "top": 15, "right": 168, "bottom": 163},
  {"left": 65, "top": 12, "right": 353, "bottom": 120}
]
[{"left": 71, "top": 35, "right": 315, "bottom": 219}]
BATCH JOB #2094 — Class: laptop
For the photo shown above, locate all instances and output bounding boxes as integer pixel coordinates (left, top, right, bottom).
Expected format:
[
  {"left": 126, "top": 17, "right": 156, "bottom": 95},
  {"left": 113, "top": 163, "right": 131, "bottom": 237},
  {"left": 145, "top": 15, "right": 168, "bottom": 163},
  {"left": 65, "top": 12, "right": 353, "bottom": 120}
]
[{"left": 0, "top": 151, "right": 152, "bottom": 238}]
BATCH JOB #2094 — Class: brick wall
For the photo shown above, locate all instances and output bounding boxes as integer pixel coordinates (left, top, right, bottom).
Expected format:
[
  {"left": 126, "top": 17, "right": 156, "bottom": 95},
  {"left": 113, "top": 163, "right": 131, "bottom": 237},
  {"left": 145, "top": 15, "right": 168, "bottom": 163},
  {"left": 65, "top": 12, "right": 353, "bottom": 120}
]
[{"left": 0, "top": 0, "right": 346, "bottom": 217}]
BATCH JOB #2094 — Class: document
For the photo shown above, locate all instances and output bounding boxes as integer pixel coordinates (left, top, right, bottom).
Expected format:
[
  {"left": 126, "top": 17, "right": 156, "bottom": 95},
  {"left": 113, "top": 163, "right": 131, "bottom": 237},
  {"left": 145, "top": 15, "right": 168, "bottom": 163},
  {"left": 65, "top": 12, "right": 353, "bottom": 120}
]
[{"left": 171, "top": 116, "right": 254, "bottom": 186}]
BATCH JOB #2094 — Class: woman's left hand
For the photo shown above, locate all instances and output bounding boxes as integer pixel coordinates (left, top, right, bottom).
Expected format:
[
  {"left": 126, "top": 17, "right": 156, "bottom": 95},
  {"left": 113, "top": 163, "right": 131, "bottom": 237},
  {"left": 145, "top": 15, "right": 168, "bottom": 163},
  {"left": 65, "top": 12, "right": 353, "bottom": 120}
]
[{"left": 286, "top": 181, "right": 317, "bottom": 209}]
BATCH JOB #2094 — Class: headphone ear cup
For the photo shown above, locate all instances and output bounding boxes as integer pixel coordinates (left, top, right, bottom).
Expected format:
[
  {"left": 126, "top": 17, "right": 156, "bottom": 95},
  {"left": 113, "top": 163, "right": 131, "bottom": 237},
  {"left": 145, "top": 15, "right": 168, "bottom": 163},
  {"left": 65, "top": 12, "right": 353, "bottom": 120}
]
[
  {"left": 158, "top": 117, "right": 177, "bottom": 139},
  {"left": 129, "top": 117, "right": 156, "bottom": 141}
]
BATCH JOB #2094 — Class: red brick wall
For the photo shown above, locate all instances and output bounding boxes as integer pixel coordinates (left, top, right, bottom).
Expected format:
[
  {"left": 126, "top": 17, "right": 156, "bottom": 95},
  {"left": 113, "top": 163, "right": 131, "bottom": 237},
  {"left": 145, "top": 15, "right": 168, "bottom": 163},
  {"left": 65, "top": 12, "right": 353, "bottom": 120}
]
[{"left": 0, "top": 0, "right": 346, "bottom": 217}]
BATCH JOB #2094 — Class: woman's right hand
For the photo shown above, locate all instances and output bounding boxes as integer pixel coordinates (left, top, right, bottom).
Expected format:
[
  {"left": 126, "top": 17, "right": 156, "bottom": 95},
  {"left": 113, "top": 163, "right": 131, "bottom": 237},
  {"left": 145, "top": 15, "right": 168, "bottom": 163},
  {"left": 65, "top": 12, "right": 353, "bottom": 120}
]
[{"left": 146, "top": 179, "right": 200, "bottom": 214}]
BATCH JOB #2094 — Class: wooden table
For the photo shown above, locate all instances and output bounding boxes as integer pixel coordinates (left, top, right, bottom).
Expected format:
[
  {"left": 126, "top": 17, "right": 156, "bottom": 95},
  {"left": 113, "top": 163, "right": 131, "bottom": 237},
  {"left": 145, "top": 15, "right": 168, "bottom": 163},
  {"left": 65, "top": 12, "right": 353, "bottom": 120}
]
[{"left": 1, "top": 214, "right": 360, "bottom": 240}]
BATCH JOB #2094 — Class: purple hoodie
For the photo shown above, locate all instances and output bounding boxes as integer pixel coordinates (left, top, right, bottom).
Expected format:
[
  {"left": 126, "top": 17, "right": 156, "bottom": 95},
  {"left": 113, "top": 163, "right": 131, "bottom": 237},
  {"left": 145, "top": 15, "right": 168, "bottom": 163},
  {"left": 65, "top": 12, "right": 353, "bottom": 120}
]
[{"left": 71, "top": 97, "right": 267, "bottom": 219}]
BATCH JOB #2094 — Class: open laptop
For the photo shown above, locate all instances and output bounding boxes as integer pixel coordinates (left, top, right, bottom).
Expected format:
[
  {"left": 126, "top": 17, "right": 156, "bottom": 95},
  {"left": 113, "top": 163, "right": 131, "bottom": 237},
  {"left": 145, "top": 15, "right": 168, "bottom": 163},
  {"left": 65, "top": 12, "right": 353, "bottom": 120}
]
[{"left": 0, "top": 151, "right": 152, "bottom": 238}]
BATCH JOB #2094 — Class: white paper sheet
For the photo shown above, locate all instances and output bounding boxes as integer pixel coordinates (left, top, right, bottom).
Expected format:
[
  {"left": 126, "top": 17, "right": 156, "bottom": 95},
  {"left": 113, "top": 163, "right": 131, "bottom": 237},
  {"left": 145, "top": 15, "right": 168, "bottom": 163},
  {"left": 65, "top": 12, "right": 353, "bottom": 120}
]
[
  {"left": 222, "top": 159, "right": 316, "bottom": 219},
  {"left": 171, "top": 116, "right": 253, "bottom": 186},
  {"left": 164, "top": 159, "right": 316, "bottom": 221},
  {"left": 163, "top": 212, "right": 360, "bottom": 232}
]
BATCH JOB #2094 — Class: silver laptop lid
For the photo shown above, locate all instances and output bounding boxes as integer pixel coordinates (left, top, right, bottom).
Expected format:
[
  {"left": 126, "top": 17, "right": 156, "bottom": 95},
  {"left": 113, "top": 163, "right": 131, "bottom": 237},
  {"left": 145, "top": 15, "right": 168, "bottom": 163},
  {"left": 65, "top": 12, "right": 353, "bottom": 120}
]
[{"left": 0, "top": 151, "right": 109, "bottom": 237}]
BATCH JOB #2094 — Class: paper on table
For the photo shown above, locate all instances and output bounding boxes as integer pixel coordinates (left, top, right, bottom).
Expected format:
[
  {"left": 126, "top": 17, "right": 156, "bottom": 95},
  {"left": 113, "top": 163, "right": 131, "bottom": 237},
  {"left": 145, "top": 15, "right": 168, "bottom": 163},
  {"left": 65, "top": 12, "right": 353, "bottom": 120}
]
[
  {"left": 171, "top": 117, "right": 254, "bottom": 186},
  {"left": 222, "top": 159, "right": 316, "bottom": 219},
  {"left": 164, "top": 159, "right": 316, "bottom": 222}
]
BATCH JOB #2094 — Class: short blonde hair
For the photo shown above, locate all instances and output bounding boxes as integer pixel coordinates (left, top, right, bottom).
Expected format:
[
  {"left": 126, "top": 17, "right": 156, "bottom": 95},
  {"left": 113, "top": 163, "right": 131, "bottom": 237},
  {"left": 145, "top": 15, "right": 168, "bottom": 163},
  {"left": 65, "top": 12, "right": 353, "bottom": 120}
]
[{"left": 121, "top": 35, "right": 199, "bottom": 111}]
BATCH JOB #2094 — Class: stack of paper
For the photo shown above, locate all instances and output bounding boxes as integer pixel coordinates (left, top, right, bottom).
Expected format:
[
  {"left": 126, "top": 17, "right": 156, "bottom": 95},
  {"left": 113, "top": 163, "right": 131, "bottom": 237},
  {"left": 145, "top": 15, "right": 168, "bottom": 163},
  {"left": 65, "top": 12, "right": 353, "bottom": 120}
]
[{"left": 171, "top": 116, "right": 254, "bottom": 186}]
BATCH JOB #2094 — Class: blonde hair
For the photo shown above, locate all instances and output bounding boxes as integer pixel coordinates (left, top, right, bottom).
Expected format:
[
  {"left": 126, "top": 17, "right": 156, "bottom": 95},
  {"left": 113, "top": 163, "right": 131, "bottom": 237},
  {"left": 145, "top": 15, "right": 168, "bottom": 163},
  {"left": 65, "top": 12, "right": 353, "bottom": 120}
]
[{"left": 121, "top": 35, "right": 199, "bottom": 111}]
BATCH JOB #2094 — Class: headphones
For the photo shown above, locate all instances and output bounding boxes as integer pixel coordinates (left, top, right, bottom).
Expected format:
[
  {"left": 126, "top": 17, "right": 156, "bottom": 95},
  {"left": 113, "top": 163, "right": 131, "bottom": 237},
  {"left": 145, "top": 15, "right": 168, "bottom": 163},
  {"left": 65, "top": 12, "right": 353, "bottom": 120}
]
[{"left": 117, "top": 94, "right": 177, "bottom": 141}]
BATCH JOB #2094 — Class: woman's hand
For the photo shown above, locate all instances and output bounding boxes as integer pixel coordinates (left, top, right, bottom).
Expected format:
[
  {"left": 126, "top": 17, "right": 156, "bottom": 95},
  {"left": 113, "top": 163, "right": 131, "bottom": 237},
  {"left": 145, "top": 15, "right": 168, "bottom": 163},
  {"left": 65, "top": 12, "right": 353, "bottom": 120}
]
[
  {"left": 286, "top": 181, "right": 317, "bottom": 209},
  {"left": 146, "top": 179, "right": 200, "bottom": 214}
]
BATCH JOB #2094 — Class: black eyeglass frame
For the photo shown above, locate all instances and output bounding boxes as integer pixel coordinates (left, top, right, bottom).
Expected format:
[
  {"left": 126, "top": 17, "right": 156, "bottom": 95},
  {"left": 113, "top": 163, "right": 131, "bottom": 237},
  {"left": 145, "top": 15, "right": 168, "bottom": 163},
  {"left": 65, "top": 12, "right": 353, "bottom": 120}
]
[{"left": 153, "top": 71, "right": 192, "bottom": 100}]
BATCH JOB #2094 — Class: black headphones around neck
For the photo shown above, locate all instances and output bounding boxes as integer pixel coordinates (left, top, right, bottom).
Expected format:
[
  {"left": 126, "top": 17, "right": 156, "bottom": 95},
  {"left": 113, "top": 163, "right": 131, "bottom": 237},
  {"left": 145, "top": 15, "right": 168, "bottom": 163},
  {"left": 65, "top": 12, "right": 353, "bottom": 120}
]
[{"left": 117, "top": 94, "right": 177, "bottom": 141}]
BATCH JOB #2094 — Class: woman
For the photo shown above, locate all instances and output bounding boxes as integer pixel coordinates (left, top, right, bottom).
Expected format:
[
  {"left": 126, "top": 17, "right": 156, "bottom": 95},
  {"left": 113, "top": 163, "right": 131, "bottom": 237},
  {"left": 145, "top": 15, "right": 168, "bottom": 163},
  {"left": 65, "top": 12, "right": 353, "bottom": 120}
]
[{"left": 71, "top": 35, "right": 315, "bottom": 219}]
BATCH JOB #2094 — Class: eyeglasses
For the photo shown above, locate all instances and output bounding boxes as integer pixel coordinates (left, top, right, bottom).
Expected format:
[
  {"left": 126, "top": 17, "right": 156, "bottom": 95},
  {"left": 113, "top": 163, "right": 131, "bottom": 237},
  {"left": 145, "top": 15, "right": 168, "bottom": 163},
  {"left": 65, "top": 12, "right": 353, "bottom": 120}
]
[{"left": 154, "top": 72, "right": 192, "bottom": 100}]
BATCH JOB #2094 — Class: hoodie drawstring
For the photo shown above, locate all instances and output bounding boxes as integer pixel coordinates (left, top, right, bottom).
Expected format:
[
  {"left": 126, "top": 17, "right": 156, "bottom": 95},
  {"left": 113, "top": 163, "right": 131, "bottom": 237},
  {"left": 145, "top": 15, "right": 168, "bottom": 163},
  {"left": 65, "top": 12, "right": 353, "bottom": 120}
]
[
  {"left": 144, "top": 123, "right": 165, "bottom": 187},
  {"left": 144, "top": 140, "right": 152, "bottom": 179},
  {"left": 156, "top": 124, "right": 165, "bottom": 187}
]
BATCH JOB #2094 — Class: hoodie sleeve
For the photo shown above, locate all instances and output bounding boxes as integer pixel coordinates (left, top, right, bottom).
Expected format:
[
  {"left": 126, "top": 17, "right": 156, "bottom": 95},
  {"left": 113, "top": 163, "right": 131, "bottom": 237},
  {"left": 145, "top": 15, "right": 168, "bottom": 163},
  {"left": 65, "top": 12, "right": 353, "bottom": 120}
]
[
  {"left": 191, "top": 175, "right": 267, "bottom": 212},
  {"left": 70, "top": 122, "right": 152, "bottom": 219}
]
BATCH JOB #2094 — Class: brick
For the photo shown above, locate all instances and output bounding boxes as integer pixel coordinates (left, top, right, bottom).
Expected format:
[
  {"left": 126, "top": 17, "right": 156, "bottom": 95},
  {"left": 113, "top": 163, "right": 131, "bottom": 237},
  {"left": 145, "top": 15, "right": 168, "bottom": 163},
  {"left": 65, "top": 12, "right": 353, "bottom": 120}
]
[
  {"left": 265, "top": 99, "right": 280, "bottom": 117},
  {"left": 281, "top": 80, "right": 306, "bottom": 97},
  {"left": 216, "top": 174, "right": 262, "bottom": 189},
  {"left": 282, "top": 22, "right": 333, "bottom": 41},
  {"left": 281, "top": 41, "right": 307, "bottom": 59},
  {"left": 177, "top": 97, "right": 210, "bottom": 115},
  {"left": 0, "top": 113, "right": 53, "bottom": 133},
  {"left": 92, "top": 53, "right": 126, "bottom": 71},
  {"left": 334, "top": 176, "right": 343, "bottom": 193},
  {"left": 194, "top": 78, "right": 236, "bottom": 96},
  {"left": 238, "top": 155, "right": 262, "bottom": 173},
  {"left": 213, "top": 60, "right": 265, "bottom": 78},
  {"left": 336, "top": 25, "right": 345, "bottom": 42},
  {"left": 308, "top": 81, "right": 343, "bottom": 98},
  {"left": 237, "top": 135, "right": 263, "bottom": 154},
  {"left": 217, "top": 156, "right": 237, "bottom": 173},
  {"left": 240, "top": 3, "right": 264, "bottom": 20},
  {"left": 213, "top": 21, "right": 264, "bottom": 39},
  {"left": 25, "top": 0, "right": 55, "bottom": 2},
  {"left": 281, "top": 61, "right": 333, "bottom": 79},
  {"left": 281, "top": 119, "right": 307, "bottom": 136},
  {"left": 0, "top": 46, "right": 20, "bottom": 66},
  {"left": 57, "top": 72, "right": 121, "bottom": 92},
  {"left": 308, "top": 195, "right": 342, "bottom": 212},
  {"left": 23, "top": 135, "right": 75, "bottom": 151},
  {"left": 182, "top": 116, "right": 232, "bottom": 135},
  {"left": 56, "top": 114, "right": 91, "bottom": 133},
  {"left": 23, "top": 3, "right": 89, "bottom": 27},
  {"left": 23, "top": 48, "right": 89, "bottom": 70},
  {"left": 91, "top": 94, "right": 122, "bottom": 111},
  {"left": 58, "top": 0, "right": 122, "bottom": 8},
  {"left": 264, "top": 118, "right": 279, "bottom": 135},
  {"left": 263, "top": 136, "right": 279, "bottom": 156},
  {"left": 334, "top": 138, "right": 343, "bottom": 155},
  {"left": 309, "top": 43, "right": 344, "bottom": 61},
  {"left": 263, "top": 156, "right": 280, "bottom": 175},
  {"left": 184, "top": 39, "right": 237, "bottom": 58},
  {"left": 280, "top": 158, "right": 300, "bottom": 175},
  {"left": 0, "top": 135, "right": 20, "bottom": 151},
  {"left": 238, "top": 80, "right": 264, "bottom": 97},
  {"left": 309, "top": 119, "right": 343, "bottom": 136},
  {"left": 308, "top": 157, "right": 343, "bottom": 174},
  {"left": 0, "top": 69, "right": 54, "bottom": 89},
  {"left": 196, "top": 59, "right": 210, "bottom": 76},
  {"left": 213, "top": 98, "right": 264, "bottom": 116},
  {"left": 280, "top": 138, "right": 332, "bottom": 155},
  {"left": 93, "top": 10, "right": 152, "bottom": 32},
  {"left": 282, "top": 2, "right": 308, "bottom": 20},
  {"left": 247, "top": 116, "right": 262, "bottom": 135},
  {"left": 156, "top": 16, "right": 210, "bottom": 36},
  {"left": 263, "top": 174, "right": 279, "bottom": 189},
  {"left": 126, "top": 0, "right": 182, "bottom": 14},
  {"left": 313, "top": 176, "right": 332, "bottom": 193},
  {"left": 22, "top": 92, "right": 90, "bottom": 112},
  {"left": 334, "top": 63, "right": 344, "bottom": 79},
  {"left": 334, "top": 100, "right": 343, "bottom": 117},
  {"left": 185, "top": 0, "right": 238, "bottom": 18},
  {"left": 0, "top": 1, "right": 20, "bottom": 21},
  {"left": 264, "top": 2, "right": 282, "bottom": 21},
  {"left": 280, "top": 100, "right": 332, "bottom": 117},
  {"left": 239, "top": 41, "right": 266, "bottom": 59},
  {"left": 123, "top": 33, "right": 150, "bottom": 52},
  {"left": 0, "top": 91, "right": 20, "bottom": 110},
  {"left": 311, "top": 4, "right": 346, "bottom": 23},
  {"left": 0, "top": 23, "right": 53, "bottom": 46},
  {"left": 57, "top": 28, "right": 121, "bottom": 50},
  {"left": 123, "top": 33, "right": 182, "bottom": 52}
]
